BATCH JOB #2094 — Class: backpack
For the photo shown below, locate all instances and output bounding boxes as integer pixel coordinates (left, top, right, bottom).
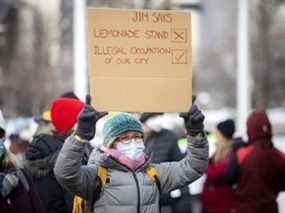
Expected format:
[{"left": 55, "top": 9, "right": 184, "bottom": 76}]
[{"left": 72, "top": 165, "right": 161, "bottom": 213}]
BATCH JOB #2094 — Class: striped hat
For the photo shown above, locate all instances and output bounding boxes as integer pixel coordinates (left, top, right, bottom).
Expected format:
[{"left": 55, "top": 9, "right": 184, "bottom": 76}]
[{"left": 102, "top": 113, "right": 144, "bottom": 147}]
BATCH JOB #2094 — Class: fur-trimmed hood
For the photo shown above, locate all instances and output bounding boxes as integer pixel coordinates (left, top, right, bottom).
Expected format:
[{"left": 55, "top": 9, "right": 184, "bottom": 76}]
[
  {"left": 24, "top": 133, "right": 64, "bottom": 178},
  {"left": 24, "top": 149, "right": 60, "bottom": 178}
]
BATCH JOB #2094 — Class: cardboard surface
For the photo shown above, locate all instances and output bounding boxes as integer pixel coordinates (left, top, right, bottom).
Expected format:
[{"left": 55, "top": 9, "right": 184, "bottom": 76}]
[{"left": 87, "top": 8, "right": 192, "bottom": 112}]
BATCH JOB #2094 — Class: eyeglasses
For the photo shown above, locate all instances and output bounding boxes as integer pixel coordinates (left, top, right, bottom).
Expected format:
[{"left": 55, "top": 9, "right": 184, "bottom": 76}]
[{"left": 115, "top": 133, "right": 143, "bottom": 144}]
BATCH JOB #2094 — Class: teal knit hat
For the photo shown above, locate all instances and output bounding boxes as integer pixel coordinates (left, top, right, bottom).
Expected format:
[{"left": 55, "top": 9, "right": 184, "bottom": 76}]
[{"left": 102, "top": 113, "right": 144, "bottom": 147}]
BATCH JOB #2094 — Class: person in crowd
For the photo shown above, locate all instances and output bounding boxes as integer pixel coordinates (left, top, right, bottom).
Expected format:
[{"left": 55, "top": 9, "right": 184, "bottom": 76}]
[
  {"left": 202, "top": 119, "right": 236, "bottom": 213},
  {"left": 24, "top": 95, "right": 86, "bottom": 213},
  {"left": 140, "top": 112, "right": 182, "bottom": 164},
  {"left": 8, "top": 134, "right": 29, "bottom": 161},
  {"left": 0, "top": 113, "right": 44, "bottom": 213},
  {"left": 54, "top": 95, "right": 209, "bottom": 213},
  {"left": 231, "top": 136, "right": 246, "bottom": 153},
  {"left": 34, "top": 110, "right": 53, "bottom": 135},
  {"left": 6, "top": 118, "right": 37, "bottom": 166},
  {"left": 225, "top": 110, "right": 285, "bottom": 213},
  {"left": 140, "top": 112, "right": 191, "bottom": 213},
  {"left": 50, "top": 92, "right": 93, "bottom": 164}
]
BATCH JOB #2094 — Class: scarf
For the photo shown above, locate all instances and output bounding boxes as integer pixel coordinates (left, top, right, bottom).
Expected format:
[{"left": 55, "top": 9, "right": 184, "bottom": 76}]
[{"left": 100, "top": 146, "right": 146, "bottom": 171}]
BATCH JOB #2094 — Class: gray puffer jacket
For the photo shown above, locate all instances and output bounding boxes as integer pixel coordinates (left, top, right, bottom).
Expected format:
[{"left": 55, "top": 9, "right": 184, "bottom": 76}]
[{"left": 54, "top": 135, "right": 208, "bottom": 213}]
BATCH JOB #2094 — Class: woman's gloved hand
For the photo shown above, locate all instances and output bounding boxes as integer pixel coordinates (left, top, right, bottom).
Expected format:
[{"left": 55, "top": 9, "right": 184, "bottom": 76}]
[
  {"left": 179, "top": 96, "right": 205, "bottom": 136},
  {"left": 75, "top": 95, "right": 107, "bottom": 141}
]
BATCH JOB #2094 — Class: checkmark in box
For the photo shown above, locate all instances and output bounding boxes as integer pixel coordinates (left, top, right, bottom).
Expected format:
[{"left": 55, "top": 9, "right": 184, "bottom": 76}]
[{"left": 172, "top": 49, "right": 187, "bottom": 64}]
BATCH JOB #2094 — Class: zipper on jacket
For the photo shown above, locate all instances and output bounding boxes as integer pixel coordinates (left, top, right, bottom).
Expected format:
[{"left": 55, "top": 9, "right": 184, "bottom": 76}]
[
  {"left": 131, "top": 171, "right": 141, "bottom": 213},
  {"left": 107, "top": 156, "right": 142, "bottom": 213}
]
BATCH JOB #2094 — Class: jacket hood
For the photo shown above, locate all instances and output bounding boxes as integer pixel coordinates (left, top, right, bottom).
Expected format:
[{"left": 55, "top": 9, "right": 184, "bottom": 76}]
[{"left": 24, "top": 149, "right": 60, "bottom": 178}]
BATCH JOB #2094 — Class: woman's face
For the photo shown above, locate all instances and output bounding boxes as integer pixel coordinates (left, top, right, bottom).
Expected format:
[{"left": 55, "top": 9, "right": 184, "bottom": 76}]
[{"left": 112, "top": 132, "right": 145, "bottom": 160}]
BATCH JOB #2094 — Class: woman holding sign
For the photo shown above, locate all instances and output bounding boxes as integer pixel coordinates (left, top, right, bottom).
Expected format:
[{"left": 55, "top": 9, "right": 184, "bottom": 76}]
[{"left": 54, "top": 95, "right": 208, "bottom": 213}]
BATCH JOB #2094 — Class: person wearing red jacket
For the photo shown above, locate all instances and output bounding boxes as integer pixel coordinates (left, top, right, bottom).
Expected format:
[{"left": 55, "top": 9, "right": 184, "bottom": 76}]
[
  {"left": 202, "top": 119, "right": 236, "bottom": 213},
  {"left": 225, "top": 110, "right": 285, "bottom": 213}
]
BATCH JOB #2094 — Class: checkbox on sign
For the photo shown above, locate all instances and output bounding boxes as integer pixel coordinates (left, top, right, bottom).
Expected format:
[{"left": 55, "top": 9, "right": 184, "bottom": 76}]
[
  {"left": 172, "top": 49, "right": 187, "bottom": 64},
  {"left": 171, "top": 28, "right": 187, "bottom": 43}
]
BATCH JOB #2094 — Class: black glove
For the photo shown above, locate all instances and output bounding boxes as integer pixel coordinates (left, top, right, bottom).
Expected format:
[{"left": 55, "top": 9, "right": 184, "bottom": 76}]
[
  {"left": 75, "top": 95, "right": 107, "bottom": 141},
  {"left": 179, "top": 96, "right": 205, "bottom": 136}
]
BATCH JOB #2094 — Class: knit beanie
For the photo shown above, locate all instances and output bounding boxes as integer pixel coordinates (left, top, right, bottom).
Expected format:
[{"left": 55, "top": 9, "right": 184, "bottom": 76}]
[
  {"left": 216, "top": 119, "right": 235, "bottom": 139},
  {"left": 102, "top": 113, "right": 144, "bottom": 148},
  {"left": 51, "top": 98, "right": 84, "bottom": 134},
  {"left": 247, "top": 110, "right": 272, "bottom": 143}
]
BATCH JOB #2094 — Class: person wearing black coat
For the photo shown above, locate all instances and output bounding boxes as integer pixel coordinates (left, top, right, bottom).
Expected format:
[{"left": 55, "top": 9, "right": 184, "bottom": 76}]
[
  {"left": 140, "top": 113, "right": 183, "bottom": 163},
  {"left": 24, "top": 133, "right": 73, "bottom": 213},
  {"left": 140, "top": 113, "right": 190, "bottom": 213},
  {"left": 24, "top": 96, "right": 94, "bottom": 213}
]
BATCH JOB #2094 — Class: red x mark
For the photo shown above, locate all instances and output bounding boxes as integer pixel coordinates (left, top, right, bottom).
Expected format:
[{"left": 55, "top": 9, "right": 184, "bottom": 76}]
[
  {"left": 171, "top": 28, "right": 187, "bottom": 43},
  {"left": 174, "top": 31, "right": 184, "bottom": 40}
]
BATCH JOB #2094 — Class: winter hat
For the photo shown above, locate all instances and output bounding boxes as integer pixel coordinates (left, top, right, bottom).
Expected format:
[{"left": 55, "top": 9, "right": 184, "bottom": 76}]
[
  {"left": 216, "top": 119, "right": 235, "bottom": 139},
  {"left": 102, "top": 113, "right": 144, "bottom": 147},
  {"left": 60, "top": 91, "right": 79, "bottom": 100},
  {"left": 34, "top": 110, "right": 51, "bottom": 125},
  {"left": 25, "top": 134, "right": 63, "bottom": 160},
  {"left": 6, "top": 118, "right": 38, "bottom": 143},
  {"left": 247, "top": 110, "right": 272, "bottom": 143},
  {"left": 51, "top": 98, "right": 84, "bottom": 134},
  {"left": 139, "top": 112, "right": 163, "bottom": 123}
]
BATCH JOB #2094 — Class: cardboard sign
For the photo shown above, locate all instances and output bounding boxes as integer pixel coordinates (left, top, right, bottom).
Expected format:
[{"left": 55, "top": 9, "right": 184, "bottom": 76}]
[{"left": 87, "top": 8, "right": 192, "bottom": 112}]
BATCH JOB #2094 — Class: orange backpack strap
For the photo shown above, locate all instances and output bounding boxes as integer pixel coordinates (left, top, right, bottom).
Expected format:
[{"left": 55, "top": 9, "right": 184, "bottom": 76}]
[
  {"left": 97, "top": 166, "right": 108, "bottom": 187},
  {"left": 145, "top": 166, "right": 161, "bottom": 194},
  {"left": 72, "top": 196, "right": 86, "bottom": 213},
  {"left": 72, "top": 165, "right": 108, "bottom": 213},
  {"left": 93, "top": 165, "right": 108, "bottom": 203},
  {"left": 145, "top": 166, "right": 162, "bottom": 211},
  {"left": 145, "top": 166, "right": 159, "bottom": 182}
]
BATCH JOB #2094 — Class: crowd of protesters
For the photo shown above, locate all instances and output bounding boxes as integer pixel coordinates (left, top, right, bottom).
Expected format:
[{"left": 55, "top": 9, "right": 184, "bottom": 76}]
[{"left": 0, "top": 92, "right": 284, "bottom": 213}]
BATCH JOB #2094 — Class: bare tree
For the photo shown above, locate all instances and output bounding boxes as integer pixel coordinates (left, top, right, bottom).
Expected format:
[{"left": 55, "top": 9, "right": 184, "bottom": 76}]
[
  {"left": 0, "top": 2, "right": 50, "bottom": 117},
  {"left": 250, "top": 0, "right": 285, "bottom": 109}
]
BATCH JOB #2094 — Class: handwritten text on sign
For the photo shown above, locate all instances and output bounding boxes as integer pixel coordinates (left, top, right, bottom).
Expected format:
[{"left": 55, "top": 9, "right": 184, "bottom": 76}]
[
  {"left": 87, "top": 8, "right": 192, "bottom": 112},
  {"left": 91, "top": 10, "right": 189, "bottom": 66}
]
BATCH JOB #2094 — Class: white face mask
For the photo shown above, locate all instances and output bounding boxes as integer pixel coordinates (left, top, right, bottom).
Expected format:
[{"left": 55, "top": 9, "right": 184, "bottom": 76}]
[{"left": 116, "top": 138, "right": 145, "bottom": 160}]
